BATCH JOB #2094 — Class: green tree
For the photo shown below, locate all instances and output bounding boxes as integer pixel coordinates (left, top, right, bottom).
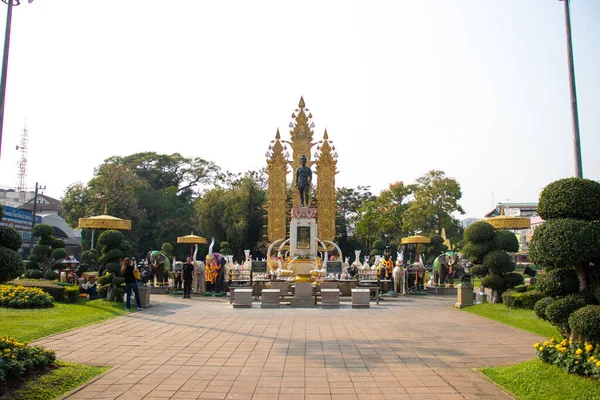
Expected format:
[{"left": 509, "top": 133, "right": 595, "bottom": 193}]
[
  {"left": 336, "top": 186, "right": 375, "bottom": 258},
  {"left": 0, "top": 205, "right": 24, "bottom": 283},
  {"left": 402, "top": 170, "right": 464, "bottom": 238},
  {"left": 377, "top": 181, "right": 413, "bottom": 244},
  {"left": 28, "top": 224, "right": 67, "bottom": 275},
  {"left": 354, "top": 198, "right": 381, "bottom": 250},
  {"left": 194, "top": 172, "right": 266, "bottom": 260}
]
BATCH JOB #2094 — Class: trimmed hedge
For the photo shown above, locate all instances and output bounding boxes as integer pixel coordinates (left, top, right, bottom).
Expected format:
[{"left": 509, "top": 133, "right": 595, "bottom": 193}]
[
  {"left": 23, "top": 269, "right": 43, "bottom": 279},
  {"left": 534, "top": 296, "right": 555, "bottom": 320},
  {"left": 502, "top": 290, "right": 545, "bottom": 309},
  {"left": 537, "top": 268, "right": 579, "bottom": 298},
  {"left": 464, "top": 221, "right": 495, "bottom": 244},
  {"left": 537, "top": 177, "right": 600, "bottom": 221},
  {"left": 492, "top": 230, "right": 520, "bottom": 253},
  {"left": 569, "top": 305, "right": 600, "bottom": 342},
  {"left": 545, "top": 293, "right": 588, "bottom": 335},
  {"left": 44, "top": 271, "right": 59, "bottom": 281}
]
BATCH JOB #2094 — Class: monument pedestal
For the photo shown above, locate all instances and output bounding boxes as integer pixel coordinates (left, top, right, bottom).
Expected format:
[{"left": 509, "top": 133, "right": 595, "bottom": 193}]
[
  {"left": 291, "top": 282, "right": 315, "bottom": 308},
  {"left": 455, "top": 283, "right": 473, "bottom": 308}
]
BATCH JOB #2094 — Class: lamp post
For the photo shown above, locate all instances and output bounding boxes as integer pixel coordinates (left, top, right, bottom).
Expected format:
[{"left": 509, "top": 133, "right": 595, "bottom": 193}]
[
  {"left": 29, "top": 181, "right": 45, "bottom": 246},
  {"left": 560, "top": 0, "right": 583, "bottom": 178},
  {"left": 0, "top": 0, "right": 33, "bottom": 160}
]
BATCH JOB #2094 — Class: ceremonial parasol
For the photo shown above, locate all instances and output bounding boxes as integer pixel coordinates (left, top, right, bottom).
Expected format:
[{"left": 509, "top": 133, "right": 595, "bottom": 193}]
[
  {"left": 401, "top": 235, "right": 431, "bottom": 245},
  {"left": 78, "top": 215, "right": 132, "bottom": 249},
  {"left": 177, "top": 232, "right": 208, "bottom": 258},
  {"left": 484, "top": 216, "right": 531, "bottom": 230}
]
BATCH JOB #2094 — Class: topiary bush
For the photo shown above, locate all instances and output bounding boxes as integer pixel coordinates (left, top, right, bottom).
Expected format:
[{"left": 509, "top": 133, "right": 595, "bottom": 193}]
[
  {"left": 492, "top": 230, "right": 520, "bottom": 253},
  {"left": 0, "top": 226, "right": 23, "bottom": 252},
  {"left": 29, "top": 224, "right": 67, "bottom": 275},
  {"left": 0, "top": 247, "right": 25, "bottom": 283},
  {"left": 24, "top": 269, "right": 44, "bottom": 279},
  {"left": 534, "top": 296, "right": 555, "bottom": 320},
  {"left": 529, "top": 219, "right": 600, "bottom": 271},
  {"left": 50, "top": 248, "right": 67, "bottom": 261},
  {"left": 219, "top": 241, "right": 232, "bottom": 256},
  {"left": 43, "top": 271, "right": 59, "bottom": 281},
  {"left": 502, "top": 290, "right": 545, "bottom": 309},
  {"left": 569, "top": 305, "right": 600, "bottom": 343},
  {"left": 464, "top": 221, "right": 495, "bottom": 244},
  {"left": 537, "top": 268, "right": 579, "bottom": 298},
  {"left": 545, "top": 293, "right": 589, "bottom": 337},
  {"left": 63, "top": 285, "right": 80, "bottom": 303},
  {"left": 463, "top": 223, "right": 522, "bottom": 303},
  {"left": 537, "top": 177, "right": 600, "bottom": 221}
]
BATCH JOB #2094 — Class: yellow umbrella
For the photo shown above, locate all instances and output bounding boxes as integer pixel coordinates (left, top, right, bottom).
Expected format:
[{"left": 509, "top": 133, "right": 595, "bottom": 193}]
[
  {"left": 401, "top": 235, "right": 431, "bottom": 245},
  {"left": 176, "top": 233, "right": 207, "bottom": 244},
  {"left": 484, "top": 216, "right": 531, "bottom": 230},
  {"left": 177, "top": 233, "right": 207, "bottom": 258},
  {"left": 78, "top": 215, "right": 132, "bottom": 249},
  {"left": 78, "top": 215, "right": 132, "bottom": 230}
]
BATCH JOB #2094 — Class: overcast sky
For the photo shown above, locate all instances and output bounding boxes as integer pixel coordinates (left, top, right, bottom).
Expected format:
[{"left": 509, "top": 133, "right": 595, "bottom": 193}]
[{"left": 0, "top": 0, "right": 598, "bottom": 219}]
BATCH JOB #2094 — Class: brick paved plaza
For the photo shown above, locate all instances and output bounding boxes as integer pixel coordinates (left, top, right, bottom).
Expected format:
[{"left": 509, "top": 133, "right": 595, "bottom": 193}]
[{"left": 34, "top": 295, "right": 543, "bottom": 400}]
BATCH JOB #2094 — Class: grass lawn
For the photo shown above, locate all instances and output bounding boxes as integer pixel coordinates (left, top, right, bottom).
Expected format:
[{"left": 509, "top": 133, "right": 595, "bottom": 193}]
[
  {"left": 0, "top": 361, "right": 110, "bottom": 400},
  {"left": 0, "top": 298, "right": 128, "bottom": 342},
  {"left": 462, "top": 303, "right": 599, "bottom": 399},
  {"left": 462, "top": 303, "right": 562, "bottom": 339},
  {"left": 482, "top": 359, "right": 600, "bottom": 400}
]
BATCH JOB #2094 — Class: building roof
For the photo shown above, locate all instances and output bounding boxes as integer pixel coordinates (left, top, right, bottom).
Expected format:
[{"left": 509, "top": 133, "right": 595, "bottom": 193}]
[
  {"left": 484, "top": 202, "right": 538, "bottom": 218},
  {"left": 19, "top": 194, "right": 62, "bottom": 214}
]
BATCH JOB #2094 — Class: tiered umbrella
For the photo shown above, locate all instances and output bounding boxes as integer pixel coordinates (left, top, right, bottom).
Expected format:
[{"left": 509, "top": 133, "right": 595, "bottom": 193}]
[{"left": 78, "top": 215, "right": 132, "bottom": 249}]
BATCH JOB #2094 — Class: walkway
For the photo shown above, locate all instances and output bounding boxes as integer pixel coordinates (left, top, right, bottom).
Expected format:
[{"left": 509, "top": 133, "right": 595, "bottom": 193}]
[{"left": 33, "top": 295, "right": 543, "bottom": 400}]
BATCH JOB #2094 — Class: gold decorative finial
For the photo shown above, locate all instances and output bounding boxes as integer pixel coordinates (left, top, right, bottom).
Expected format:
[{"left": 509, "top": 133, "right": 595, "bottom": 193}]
[
  {"left": 275, "top": 128, "right": 281, "bottom": 139},
  {"left": 323, "top": 129, "right": 328, "bottom": 140},
  {"left": 299, "top": 96, "right": 305, "bottom": 108}
]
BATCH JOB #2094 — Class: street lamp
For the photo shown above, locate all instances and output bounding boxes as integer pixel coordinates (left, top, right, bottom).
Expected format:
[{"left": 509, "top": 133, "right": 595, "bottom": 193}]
[
  {"left": 0, "top": 0, "right": 33, "bottom": 160},
  {"left": 559, "top": 0, "right": 583, "bottom": 178}
]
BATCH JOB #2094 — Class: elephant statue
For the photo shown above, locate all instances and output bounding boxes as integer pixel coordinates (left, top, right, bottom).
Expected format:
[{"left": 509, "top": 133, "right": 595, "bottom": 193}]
[
  {"left": 146, "top": 250, "right": 171, "bottom": 286},
  {"left": 433, "top": 252, "right": 458, "bottom": 286}
]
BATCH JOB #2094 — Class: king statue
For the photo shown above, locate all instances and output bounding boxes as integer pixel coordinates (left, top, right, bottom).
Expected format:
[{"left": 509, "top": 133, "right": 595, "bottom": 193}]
[{"left": 295, "top": 154, "right": 313, "bottom": 207}]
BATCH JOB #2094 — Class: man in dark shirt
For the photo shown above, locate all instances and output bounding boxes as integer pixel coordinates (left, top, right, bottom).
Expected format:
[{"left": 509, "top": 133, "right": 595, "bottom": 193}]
[{"left": 182, "top": 257, "right": 195, "bottom": 299}]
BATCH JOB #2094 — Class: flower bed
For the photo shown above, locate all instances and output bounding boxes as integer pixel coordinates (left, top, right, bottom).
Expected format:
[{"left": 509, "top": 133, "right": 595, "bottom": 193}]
[
  {"left": 0, "top": 337, "right": 56, "bottom": 381},
  {"left": 5, "top": 279, "right": 77, "bottom": 302},
  {"left": 535, "top": 338, "right": 600, "bottom": 379},
  {"left": 0, "top": 285, "right": 53, "bottom": 308}
]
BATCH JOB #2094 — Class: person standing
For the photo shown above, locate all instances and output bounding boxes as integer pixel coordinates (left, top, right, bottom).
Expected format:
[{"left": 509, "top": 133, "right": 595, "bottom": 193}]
[
  {"left": 182, "top": 257, "right": 194, "bottom": 299},
  {"left": 121, "top": 257, "right": 142, "bottom": 311}
]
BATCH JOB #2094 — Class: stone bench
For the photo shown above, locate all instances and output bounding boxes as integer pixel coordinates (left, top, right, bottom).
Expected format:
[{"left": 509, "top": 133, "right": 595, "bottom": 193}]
[
  {"left": 321, "top": 288, "right": 340, "bottom": 308},
  {"left": 232, "top": 288, "right": 253, "bottom": 308},
  {"left": 261, "top": 289, "right": 281, "bottom": 308},
  {"left": 351, "top": 288, "right": 370, "bottom": 308}
]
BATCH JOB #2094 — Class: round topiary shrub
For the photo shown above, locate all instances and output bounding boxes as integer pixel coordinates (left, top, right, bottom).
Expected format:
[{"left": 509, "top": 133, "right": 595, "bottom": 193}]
[
  {"left": 469, "top": 264, "right": 488, "bottom": 278},
  {"left": 120, "top": 240, "right": 132, "bottom": 253},
  {"left": 545, "top": 293, "right": 588, "bottom": 335},
  {"left": 481, "top": 274, "right": 505, "bottom": 291},
  {"left": 492, "top": 230, "right": 520, "bottom": 253},
  {"left": 97, "top": 274, "right": 112, "bottom": 285},
  {"left": 105, "top": 262, "right": 121, "bottom": 276},
  {"left": 32, "top": 224, "right": 54, "bottom": 238},
  {"left": 537, "top": 268, "right": 579, "bottom": 298},
  {"left": 0, "top": 247, "right": 25, "bottom": 283},
  {"left": 44, "top": 270, "right": 59, "bottom": 280},
  {"left": 462, "top": 241, "right": 493, "bottom": 264},
  {"left": 0, "top": 226, "right": 23, "bottom": 252},
  {"left": 464, "top": 221, "right": 495, "bottom": 244},
  {"left": 503, "top": 290, "right": 545, "bottom": 309},
  {"left": 503, "top": 272, "right": 525, "bottom": 289},
  {"left": 534, "top": 296, "right": 555, "bottom": 320},
  {"left": 52, "top": 238, "right": 66, "bottom": 249},
  {"left": 529, "top": 219, "right": 600, "bottom": 269},
  {"left": 482, "top": 250, "right": 514, "bottom": 274},
  {"left": 50, "top": 248, "right": 67, "bottom": 261},
  {"left": 161, "top": 242, "right": 174, "bottom": 255},
  {"left": 98, "top": 230, "right": 124, "bottom": 248},
  {"left": 538, "top": 178, "right": 600, "bottom": 221},
  {"left": 106, "top": 248, "right": 124, "bottom": 261},
  {"left": 24, "top": 269, "right": 44, "bottom": 279},
  {"left": 569, "top": 305, "right": 600, "bottom": 342}
]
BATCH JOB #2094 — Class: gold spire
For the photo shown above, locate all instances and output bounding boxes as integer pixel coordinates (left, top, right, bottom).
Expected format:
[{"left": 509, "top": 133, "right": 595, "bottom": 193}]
[
  {"left": 323, "top": 129, "right": 328, "bottom": 140},
  {"left": 275, "top": 128, "right": 281, "bottom": 139},
  {"left": 299, "top": 96, "right": 305, "bottom": 109}
]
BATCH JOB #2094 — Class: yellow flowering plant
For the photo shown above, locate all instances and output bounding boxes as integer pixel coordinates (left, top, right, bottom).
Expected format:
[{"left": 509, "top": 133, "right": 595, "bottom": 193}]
[
  {"left": 0, "top": 285, "right": 53, "bottom": 308},
  {"left": 535, "top": 338, "right": 600, "bottom": 379},
  {"left": 0, "top": 337, "right": 56, "bottom": 381}
]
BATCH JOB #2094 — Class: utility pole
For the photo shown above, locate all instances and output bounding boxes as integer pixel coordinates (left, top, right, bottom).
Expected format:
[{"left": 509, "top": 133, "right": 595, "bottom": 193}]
[
  {"left": 561, "top": 0, "right": 583, "bottom": 178},
  {"left": 29, "top": 181, "right": 44, "bottom": 245}
]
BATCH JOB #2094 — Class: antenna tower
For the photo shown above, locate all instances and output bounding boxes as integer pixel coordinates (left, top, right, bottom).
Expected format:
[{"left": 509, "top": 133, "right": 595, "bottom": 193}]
[{"left": 16, "top": 122, "right": 29, "bottom": 193}]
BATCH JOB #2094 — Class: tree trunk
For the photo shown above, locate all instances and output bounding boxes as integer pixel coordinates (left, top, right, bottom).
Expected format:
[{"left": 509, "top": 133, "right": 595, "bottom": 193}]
[
  {"left": 491, "top": 289, "right": 501, "bottom": 304},
  {"left": 574, "top": 263, "right": 588, "bottom": 292}
]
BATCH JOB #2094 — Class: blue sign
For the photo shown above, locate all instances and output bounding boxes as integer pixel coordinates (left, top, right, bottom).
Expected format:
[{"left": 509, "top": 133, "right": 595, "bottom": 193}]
[{"left": 0, "top": 205, "right": 42, "bottom": 242}]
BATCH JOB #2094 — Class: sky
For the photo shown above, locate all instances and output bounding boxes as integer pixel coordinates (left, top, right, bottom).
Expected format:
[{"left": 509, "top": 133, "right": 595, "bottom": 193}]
[{"left": 0, "top": 0, "right": 598, "bottom": 220}]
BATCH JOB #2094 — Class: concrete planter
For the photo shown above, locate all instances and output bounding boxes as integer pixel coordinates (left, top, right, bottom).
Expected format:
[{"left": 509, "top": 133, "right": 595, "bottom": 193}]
[{"left": 138, "top": 284, "right": 152, "bottom": 308}]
